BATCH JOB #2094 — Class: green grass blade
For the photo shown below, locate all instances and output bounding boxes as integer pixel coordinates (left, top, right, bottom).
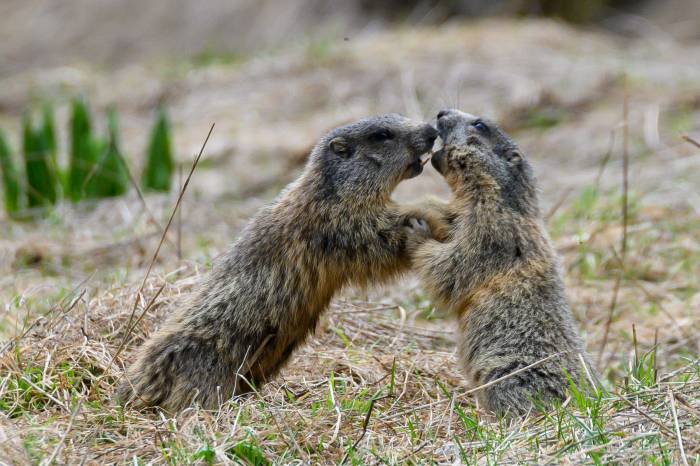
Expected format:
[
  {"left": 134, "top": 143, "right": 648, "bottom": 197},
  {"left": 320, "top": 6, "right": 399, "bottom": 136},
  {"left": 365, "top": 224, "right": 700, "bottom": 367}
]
[
  {"left": 41, "top": 102, "right": 57, "bottom": 165},
  {"left": 141, "top": 107, "right": 174, "bottom": 192},
  {"left": 81, "top": 137, "right": 107, "bottom": 198},
  {"left": 84, "top": 109, "right": 130, "bottom": 199},
  {"left": 68, "top": 98, "right": 94, "bottom": 202},
  {"left": 102, "top": 108, "right": 129, "bottom": 197},
  {"left": 0, "top": 128, "right": 23, "bottom": 216},
  {"left": 22, "top": 114, "right": 59, "bottom": 208}
]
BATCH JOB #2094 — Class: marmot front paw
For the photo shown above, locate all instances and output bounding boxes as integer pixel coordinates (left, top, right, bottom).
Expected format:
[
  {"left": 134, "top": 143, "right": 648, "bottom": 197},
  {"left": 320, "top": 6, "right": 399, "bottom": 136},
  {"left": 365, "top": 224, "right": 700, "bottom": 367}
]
[{"left": 403, "top": 217, "right": 432, "bottom": 252}]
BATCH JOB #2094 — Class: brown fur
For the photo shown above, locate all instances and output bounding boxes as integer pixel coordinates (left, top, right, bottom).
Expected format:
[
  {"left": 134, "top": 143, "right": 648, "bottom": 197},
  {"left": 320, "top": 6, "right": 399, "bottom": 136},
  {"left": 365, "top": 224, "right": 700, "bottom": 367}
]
[
  {"left": 400, "top": 196, "right": 455, "bottom": 243},
  {"left": 412, "top": 110, "right": 592, "bottom": 416},
  {"left": 115, "top": 114, "right": 438, "bottom": 411}
]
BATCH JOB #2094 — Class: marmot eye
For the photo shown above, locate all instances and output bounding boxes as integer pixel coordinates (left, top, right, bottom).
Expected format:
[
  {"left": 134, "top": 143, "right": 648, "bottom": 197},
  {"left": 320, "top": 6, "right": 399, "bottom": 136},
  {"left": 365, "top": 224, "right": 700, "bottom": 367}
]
[
  {"left": 369, "top": 129, "right": 394, "bottom": 142},
  {"left": 472, "top": 120, "right": 489, "bottom": 134}
]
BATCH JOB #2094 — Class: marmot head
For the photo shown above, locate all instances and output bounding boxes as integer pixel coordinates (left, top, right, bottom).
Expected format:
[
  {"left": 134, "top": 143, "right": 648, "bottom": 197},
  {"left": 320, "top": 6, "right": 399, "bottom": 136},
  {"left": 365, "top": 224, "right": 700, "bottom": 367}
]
[
  {"left": 310, "top": 114, "right": 438, "bottom": 201},
  {"left": 431, "top": 109, "right": 538, "bottom": 216}
]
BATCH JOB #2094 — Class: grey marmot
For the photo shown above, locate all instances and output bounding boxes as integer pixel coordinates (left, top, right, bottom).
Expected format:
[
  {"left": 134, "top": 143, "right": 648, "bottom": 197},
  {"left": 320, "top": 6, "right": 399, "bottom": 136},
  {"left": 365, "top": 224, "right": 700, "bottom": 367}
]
[
  {"left": 411, "top": 109, "right": 591, "bottom": 416},
  {"left": 115, "top": 114, "right": 438, "bottom": 411}
]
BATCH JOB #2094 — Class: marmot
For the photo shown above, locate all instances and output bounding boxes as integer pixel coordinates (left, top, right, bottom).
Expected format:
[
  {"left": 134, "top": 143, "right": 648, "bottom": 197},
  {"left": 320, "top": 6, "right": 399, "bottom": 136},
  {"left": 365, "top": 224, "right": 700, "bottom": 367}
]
[
  {"left": 115, "top": 114, "right": 438, "bottom": 411},
  {"left": 411, "top": 109, "right": 590, "bottom": 416}
]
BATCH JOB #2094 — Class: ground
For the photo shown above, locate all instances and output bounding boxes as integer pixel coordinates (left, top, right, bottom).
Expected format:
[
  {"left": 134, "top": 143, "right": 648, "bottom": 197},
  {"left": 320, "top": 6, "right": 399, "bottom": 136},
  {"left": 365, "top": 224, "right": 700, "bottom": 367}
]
[{"left": 1, "top": 18, "right": 700, "bottom": 464}]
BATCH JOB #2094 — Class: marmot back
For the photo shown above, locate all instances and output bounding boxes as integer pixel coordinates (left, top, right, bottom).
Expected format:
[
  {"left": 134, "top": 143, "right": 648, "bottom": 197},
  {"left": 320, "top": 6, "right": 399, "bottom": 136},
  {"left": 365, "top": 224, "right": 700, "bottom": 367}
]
[
  {"left": 412, "top": 109, "right": 591, "bottom": 416},
  {"left": 116, "top": 114, "right": 438, "bottom": 411}
]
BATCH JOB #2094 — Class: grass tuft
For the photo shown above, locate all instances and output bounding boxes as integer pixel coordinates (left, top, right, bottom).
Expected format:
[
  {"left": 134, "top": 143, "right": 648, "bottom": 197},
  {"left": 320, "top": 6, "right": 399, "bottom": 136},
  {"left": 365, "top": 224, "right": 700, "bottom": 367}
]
[
  {"left": 0, "top": 128, "right": 23, "bottom": 216},
  {"left": 22, "top": 112, "right": 59, "bottom": 209},
  {"left": 142, "top": 107, "right": 174, "bottom": 192}
]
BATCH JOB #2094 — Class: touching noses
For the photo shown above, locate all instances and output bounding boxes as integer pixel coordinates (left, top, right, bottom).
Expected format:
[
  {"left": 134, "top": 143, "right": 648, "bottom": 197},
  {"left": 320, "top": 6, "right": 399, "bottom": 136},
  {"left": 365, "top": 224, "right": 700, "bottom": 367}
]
[
  {"left": 414, "top": 124, "right": 438, "bottom": 154},
  {"left": 436, "top": 108, "right": 468, "bottom": 139},
  {"left": 437, "top": 109, "right": 452, "bottom": 120},
  {"left": 424, "top": 125, "right": 438, "bottom": 146}
]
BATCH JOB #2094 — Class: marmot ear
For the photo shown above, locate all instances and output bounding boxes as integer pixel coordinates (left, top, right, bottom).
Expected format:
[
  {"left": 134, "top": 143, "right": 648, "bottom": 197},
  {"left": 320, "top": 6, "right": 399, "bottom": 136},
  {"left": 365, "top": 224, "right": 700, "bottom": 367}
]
[
  {"left": 506, "top": 150, "right": 522, "bottom": 166},
  {"left": 329, "top": 137, "right": 351, "bottom": 158}
]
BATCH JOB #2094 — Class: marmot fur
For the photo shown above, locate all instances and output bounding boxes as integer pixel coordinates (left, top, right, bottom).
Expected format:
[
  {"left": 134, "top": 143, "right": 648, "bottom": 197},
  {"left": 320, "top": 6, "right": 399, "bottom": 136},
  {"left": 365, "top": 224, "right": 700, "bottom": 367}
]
[
  {"left": 412, "top": 109, "right": 590, "bottom": 416},
  {"left": 116, "top": 114, "right": 438, "bottom": 411}
]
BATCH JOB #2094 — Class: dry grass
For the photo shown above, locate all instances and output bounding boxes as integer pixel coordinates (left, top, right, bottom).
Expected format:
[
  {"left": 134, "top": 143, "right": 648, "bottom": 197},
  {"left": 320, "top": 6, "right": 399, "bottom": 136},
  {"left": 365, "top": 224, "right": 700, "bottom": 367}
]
[
  {"left": 2, "top": 17, "right": 700, "bottom": 465},
  {"left": 1, "top": 173, "right": 700, "bottom": 464}
]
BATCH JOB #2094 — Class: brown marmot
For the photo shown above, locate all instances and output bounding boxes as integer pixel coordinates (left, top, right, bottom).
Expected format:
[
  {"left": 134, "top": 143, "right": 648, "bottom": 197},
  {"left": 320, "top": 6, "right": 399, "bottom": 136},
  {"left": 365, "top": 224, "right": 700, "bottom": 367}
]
[
  {"left": 411, "top": 109, "right": 591, "bottom": 416},
  {"left": 115, "top": 114, "right": 438, "bottom": 411}
]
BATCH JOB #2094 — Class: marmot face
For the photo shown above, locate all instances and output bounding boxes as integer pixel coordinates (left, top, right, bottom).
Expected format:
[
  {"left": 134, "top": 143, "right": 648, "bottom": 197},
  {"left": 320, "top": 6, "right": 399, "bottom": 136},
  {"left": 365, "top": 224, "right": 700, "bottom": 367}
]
[
  {"left": 312, "top": 114, "right": 438, "bottom": 200},
  {"left": 432, "top": 109, "right": 537, "bottom": 215}
]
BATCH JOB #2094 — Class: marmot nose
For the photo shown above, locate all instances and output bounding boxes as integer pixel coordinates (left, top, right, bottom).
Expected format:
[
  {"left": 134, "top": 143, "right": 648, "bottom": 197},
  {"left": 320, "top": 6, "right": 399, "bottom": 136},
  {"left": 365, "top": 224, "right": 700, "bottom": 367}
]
[
  {"left": 437, "top": 109, "right": 451, "bottom": 120},
  {"left": 424, "top": 125, "right": 438, "bottom": 145}
]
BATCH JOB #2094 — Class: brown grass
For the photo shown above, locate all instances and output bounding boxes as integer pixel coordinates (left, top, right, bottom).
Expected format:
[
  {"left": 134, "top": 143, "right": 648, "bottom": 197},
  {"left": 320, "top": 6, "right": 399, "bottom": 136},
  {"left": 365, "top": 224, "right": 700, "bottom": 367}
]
[
  {"left": 2, "top": 17, "right": 700, "bottom": 465},
  {"left": 2, "top": 169, "right": 700, "bottom": 463}
]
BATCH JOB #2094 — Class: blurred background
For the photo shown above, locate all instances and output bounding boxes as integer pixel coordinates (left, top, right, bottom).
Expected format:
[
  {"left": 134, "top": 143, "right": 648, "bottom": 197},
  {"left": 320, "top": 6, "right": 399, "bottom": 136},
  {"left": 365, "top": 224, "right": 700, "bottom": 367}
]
[
  {"left": 1, "top": 0, "right": 699, "bottom": 205},
  {"left": 1, "top": 0, "right": 699, "bottom": 351},
  {"left": 2, "top": 0, "right": 700, "bottom": 76},
  {"left": 2, "top": 2, "right": 700, "bottom": 462}
]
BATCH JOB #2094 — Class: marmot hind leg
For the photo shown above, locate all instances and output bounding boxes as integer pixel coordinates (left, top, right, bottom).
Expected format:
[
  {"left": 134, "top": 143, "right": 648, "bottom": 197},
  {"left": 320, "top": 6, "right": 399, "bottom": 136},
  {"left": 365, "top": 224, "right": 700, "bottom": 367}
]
[
  {"left": 115, "top": 333, "right": 240, "bottom": 411},
  {"left": 476, "top": 366, "right": 570, "bottom": 417}
]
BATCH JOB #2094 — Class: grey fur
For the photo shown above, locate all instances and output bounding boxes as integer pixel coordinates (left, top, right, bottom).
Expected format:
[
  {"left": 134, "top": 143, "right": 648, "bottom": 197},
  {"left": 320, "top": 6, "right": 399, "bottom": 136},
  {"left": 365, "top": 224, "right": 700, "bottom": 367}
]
[
  {"left": 115, "top": 114, "right": 438, "bottom": 412},
  {"left": 413, "top": 109, "right": 591, "bottom": 416}
]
